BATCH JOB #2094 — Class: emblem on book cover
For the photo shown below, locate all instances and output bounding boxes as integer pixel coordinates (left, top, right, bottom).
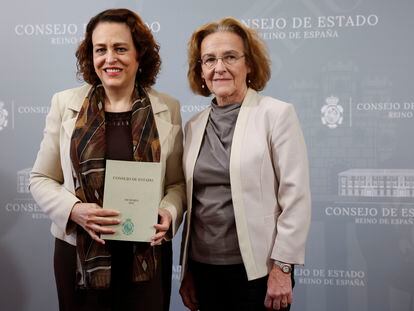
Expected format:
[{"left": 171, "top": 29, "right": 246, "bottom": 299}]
[{"left": 122, "top": 218, "right": 134, "bottom": 235}]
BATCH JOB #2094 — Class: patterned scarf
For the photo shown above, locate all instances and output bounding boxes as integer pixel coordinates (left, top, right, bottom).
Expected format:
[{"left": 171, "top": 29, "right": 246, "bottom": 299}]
[{"left": 70, "top": 84, "right": 161, "bottom": 289}]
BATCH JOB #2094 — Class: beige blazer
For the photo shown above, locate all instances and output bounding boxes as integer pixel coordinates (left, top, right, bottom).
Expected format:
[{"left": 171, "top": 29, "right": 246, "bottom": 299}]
[
  {"left": 181, "top": 88, "right": 311, "bottom": 281},
  {"left": 30, "top": 84, "right": 186, "bottom": 246}
]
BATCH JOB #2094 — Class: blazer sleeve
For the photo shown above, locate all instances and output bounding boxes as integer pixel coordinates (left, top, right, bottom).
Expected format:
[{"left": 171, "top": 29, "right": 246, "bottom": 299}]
[
  {"left": 158, "top": 98, "right": 186, "bottom": 238},
  {"left": 29, "top": 93, "right": 79, "bottom": 234},
  {"left": 270, "top": 104, "right": 311, "bottom": 264}
]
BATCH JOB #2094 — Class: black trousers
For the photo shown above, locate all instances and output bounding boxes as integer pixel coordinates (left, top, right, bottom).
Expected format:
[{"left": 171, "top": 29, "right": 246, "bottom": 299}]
[
  {"left": 189, "top": 260, "right": 294, "bottom": 311},
  {"left": 54, "top": 238, "right": 172, "bottom": 311}
]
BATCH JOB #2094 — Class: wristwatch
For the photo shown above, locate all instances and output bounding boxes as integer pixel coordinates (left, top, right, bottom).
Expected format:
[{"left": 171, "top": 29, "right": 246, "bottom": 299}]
[{"left": 274, "top": 260, "right": 292, "bottom": 274}]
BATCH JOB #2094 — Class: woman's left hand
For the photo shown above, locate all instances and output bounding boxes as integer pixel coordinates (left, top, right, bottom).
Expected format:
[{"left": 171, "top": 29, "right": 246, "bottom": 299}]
[
  {"left": 264, "top": 265, "right": 293, "bottom": 310},
  {"left": 151, "top": 208, "right": 172, "bottom": 246}
]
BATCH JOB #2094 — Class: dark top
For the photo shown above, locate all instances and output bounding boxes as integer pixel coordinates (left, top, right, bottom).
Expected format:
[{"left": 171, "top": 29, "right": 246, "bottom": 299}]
[
  {"left": 105, "top": 110, "right": 134, "bottom": 285},
  {"left": 105, "top": 111, "right": 133, "bottom": 161}
]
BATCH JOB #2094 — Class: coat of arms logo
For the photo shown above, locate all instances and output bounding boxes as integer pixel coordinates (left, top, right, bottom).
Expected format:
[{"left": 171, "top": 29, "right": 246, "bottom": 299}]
[
  {"left": 321, "top": 96, "right": 343, "bottom": 129},
  {"left": 0, "top": 102, "right": 8, "bottom": 131}
]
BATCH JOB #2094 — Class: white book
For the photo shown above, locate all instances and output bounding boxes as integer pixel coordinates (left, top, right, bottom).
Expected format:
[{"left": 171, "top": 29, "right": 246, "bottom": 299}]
[{"left": 101, "top": 160, "right": 162, "bottom": 242}]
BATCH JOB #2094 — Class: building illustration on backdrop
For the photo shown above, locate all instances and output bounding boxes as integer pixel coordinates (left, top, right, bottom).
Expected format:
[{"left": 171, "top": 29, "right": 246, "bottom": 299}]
[
  {"left": 17, "top": 168, "right": 32, "bottom": 194},
  {"left": 338, "top": 169, "right": 414, "bottom": 198}
]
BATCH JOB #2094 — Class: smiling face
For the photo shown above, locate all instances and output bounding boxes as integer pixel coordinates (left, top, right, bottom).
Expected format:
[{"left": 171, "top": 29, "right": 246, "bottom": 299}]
[
  {"left": 200, "top": 31, "right": 250, "bottom": 106},
  {"left": 92, "top": 22, "right": 139, "bottom": 94}
]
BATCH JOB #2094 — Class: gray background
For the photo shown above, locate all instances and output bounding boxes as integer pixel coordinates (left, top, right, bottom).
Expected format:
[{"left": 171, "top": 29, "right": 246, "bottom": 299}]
[{"left": 0, "top": 0, "right": 413, "bottom": 310}]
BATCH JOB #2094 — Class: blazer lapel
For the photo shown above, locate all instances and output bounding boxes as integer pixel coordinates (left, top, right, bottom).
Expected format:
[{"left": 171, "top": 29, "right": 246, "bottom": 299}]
[
  {"left": 185, "top": 108, "right": 210, "bottom": 184},
  {"left": 149, "top": 91, "right": 172, "bottom": 150},
  {"left": 62, "top": 84, "right": 91, "bottom": 138},
  {"left": 230, "top": 88, "right": 258, "bottom": 164}
]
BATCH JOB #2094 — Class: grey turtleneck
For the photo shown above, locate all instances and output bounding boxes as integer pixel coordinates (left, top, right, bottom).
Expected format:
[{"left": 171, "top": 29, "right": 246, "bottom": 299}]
[{"left": 190, "top": 100, "right": 243, "bottom": 265}]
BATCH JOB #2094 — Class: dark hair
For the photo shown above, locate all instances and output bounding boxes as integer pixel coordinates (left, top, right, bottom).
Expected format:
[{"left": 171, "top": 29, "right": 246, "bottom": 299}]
[
  {"left": 76, "top": 8, "right": 161, "bottom": 88},
  {"left": 188, "top": 17, "right": 271, "bottom": 96}
]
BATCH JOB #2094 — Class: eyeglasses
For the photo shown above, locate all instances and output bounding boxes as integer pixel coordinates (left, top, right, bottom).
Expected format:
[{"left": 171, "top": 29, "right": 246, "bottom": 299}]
[{"left": 200, "top": 54, "right": 245, "bottom": 69}]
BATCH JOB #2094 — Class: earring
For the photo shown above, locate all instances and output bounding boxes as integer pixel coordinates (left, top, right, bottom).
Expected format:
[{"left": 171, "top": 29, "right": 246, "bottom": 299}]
[{"left": 202, "top": 84, "right": 205, "bottom": 89}]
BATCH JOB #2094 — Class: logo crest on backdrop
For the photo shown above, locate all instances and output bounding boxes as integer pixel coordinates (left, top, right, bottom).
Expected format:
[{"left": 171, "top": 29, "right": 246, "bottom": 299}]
[
  {"left": 0, "top": 102, "right": 8, "bottom": 131},
  {"left": 321, "top": 96, "right": 343, "bottom": 129}
]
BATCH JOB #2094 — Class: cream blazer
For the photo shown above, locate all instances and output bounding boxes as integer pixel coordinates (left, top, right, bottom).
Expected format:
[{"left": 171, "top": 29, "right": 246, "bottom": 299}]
[
  {"left": 181, "top": 88, "right": 311, "bottom": 281},
  {"left": 30, "top": 84, "right": 186, "bottom": 246}
]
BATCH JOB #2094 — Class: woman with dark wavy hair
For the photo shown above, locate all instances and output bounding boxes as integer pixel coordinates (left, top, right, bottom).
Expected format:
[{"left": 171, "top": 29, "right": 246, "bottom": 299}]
[
  {"left": 179, "top": 17, "right": 311, "bottom": 311},
  {"left": 30, "top": 8, "right": 185, "bottom": 310}
]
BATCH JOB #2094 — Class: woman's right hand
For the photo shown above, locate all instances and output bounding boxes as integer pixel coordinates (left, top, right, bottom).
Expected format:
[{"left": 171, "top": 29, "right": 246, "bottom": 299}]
[
  {"left": 70, "top": 202, "right": 120, "bottom": 245},
  {"left": 179, "top": 270, "right": 199, "bottom": 311}
]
